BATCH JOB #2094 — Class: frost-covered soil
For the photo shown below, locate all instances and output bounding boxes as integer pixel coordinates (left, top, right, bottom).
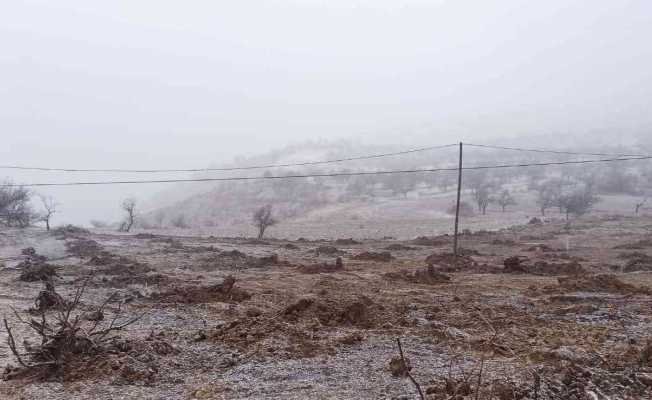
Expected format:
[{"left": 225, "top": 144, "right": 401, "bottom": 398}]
[{"left": 1, "top": 213, "right": 652, "bottom": 399}]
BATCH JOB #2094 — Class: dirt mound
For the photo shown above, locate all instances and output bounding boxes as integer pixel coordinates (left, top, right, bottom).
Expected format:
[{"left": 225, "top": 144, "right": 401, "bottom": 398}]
[
  {"left": 528, "top": 217, "right": 543, "bottom": 225},
  {"left": 503, "top": 256, "right": 528, "bottom": 273},
  {"left": 618, "top": 252, "right": 652, "bottom": 272},
  {"left": 150, "top": 275, "right": 251, "bottom": 303},
  {"left": 281, "top": 243, "right": 300, "bottom": 250},
  {"left": 558, "top": 274, "right": 650, "bottom": 294},
  {"left": 201, "top": 251, "right": 282, "bottom": 270},
  {"left": 412, "top": 236, "right": 450, "bottom": 246},
  {"left": 282, "top": 295, "right": 377, "bottom": 328},
  {"left": 425, "top": 252, "right": 474, "bottom": 270},
  {"left": 352, "top": 251, "right": 394, "bottom": 262},
  {"left": 525, "top": 244, "right": 558, "bottom": 252},
  {"left": 491, "top": 239, "right": 517, "bottom": 246},
  {"left": 530, "top": 260, "right": 585, "bottom": 275},
  {"left": 103, "top": 273, "right": 175, "bottom": 288},
  {"left": 298, "top": 257, "right": 344, "bottom": 274},
  {"left": 52, "top": 224, "right": 90, "bottom": 238},
  {"left": 384, "top": 244, "right": 417, "bottom": 251},
  {"left": 89, "top": 253, "right": 153, "bottom": 276},
  {"left": 65, "top": 238, "right": 104, "bottom": 258},
  {"left": 384, "top": 265, "right": 451, "bottom": 285},
  {"left": 134, "top": 233, "right": 157, "bottom": 239},
  {"left": 314, "top": 245, "right": 344, "bottom": 256},
  {"left": 243, "top": 239, "right": 271, "bottom": 245},
  {"left": 503, "top": 257, "right": 585, "bottom": 275},
  {"left": 614, "top": 238, "right": 652, "bottom": 250},
  {"left": 17, "top": 249, "right": 59, "bottom": 282},
  {"left": 334, "top": 238, "right": 360, "bottom": 245}
]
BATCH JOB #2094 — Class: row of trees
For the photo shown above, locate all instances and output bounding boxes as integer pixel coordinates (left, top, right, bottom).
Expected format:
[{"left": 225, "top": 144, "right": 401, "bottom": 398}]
[
  {"left": 0, "top": 183, "right": 58, "bottom": 230},
  {"left": 534, "top": 179, "right": 601, "bottom": 219}
]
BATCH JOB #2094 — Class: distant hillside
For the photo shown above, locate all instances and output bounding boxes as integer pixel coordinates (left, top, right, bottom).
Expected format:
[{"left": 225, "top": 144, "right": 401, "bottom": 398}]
[{"left": 138, "top": 137, "right": 652, "bottom": 232}]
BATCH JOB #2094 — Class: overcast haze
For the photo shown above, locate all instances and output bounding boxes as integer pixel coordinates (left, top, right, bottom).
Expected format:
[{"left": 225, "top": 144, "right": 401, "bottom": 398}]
[{"left": 1, "top": 0, "right": 651, "bottom": 224}]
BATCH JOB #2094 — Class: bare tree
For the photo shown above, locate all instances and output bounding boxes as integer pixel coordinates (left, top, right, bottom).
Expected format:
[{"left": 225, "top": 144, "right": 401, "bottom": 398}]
[
  {"left": 119, "top": 198, "right": 136, "bottom": 232},
  {"left": 382, "top": 173, "right": 418, "bottom": 198},
  {"left": 558, "top": 187, "right": 600, "bottom": 220},
  {"left": 38, "top": 195, "right": 57, "bottom": 231},
  {"left": 253, "top": 204, "right": 277, "bottom": 239},
  {"left": 0, "top": 183, "right": 33, "bottom": 228},
  {"left": 635, "top": 198, "right": 648, "bottom": 215},
  {"left": 496, "top": 189, "right": 516, "bottom": 212},
  {"left": 472, "top": 185, "right": 493, "bottom": 215},
  {"left": 535, "top": 179, "right": 563, "bottom": 216}
]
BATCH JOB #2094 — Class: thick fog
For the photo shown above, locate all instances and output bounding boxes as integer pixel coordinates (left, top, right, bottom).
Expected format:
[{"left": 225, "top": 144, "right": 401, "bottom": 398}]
[{"left": 1, "top": 0, "right": 651, "bottom": 225}]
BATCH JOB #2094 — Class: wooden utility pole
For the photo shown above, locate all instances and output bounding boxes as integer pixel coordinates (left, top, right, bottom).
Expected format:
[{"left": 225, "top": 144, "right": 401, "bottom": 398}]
[{"left": 453, "top": 142, "right": 463, "bottom": 258}]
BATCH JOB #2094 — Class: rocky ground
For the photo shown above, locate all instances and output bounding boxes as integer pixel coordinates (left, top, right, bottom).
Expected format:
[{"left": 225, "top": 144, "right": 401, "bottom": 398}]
[{"left": 1, "top": 214, "right": 652, "bottom": 399}]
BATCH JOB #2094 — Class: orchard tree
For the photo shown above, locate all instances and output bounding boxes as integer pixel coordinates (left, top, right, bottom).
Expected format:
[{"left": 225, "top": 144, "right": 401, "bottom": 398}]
[
  {"left": 38, "top": 195, "right": 58, "bottom": 231},
  {"left": 253, "top": 204, "right": 277, "bottom": 239},
  {"left": 119, "top": 198, "right": 137, "bottom": 232},
  {"left": 497, "top": 189, "right": 516, "bottom": 212},
  {"left": 0, "top": 182, "right": 33, "bottom": 227}
]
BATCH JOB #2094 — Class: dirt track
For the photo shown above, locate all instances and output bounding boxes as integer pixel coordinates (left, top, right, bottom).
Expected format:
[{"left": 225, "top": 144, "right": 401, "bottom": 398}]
[{"left": 1, "top": 215, "right": 652, "bottom": 399}]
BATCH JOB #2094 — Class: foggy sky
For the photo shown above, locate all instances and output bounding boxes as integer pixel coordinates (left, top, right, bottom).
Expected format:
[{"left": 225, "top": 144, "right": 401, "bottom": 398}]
[{"left": 1, "top": 0, "right": 651, "bottom": 225}]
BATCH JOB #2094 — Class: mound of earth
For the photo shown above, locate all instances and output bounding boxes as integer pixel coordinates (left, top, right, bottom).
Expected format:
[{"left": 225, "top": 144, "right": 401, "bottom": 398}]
[
  {"left": 133, "top": 233, "right": 157, "bottom": 239},
  {"left": 411, "top": 236, "right": 450, "bottom": 246},
  {"left": 524, "top": 244, "right": 558, "bottom": 252},
  {"left": 282, "top": 295, "right": 378, "bottom": 328},
  {"left": 425, "top": 252, "right": 474, "bottom": 270},
  {"left": 201, "top": 251, "right": 281, "bottom": 270},
  {"left": 334, "top": 238, "right": 360, "bottom": 245},
  {"left": 297, "top": 257, "right": 344, "bottom": 274},
  {"left": 314, "top": 246, "right": 344, "bottom": 256},
  {"left": 557, "top": 274, "right": 650, "bottom": 295},
  {"left": 384, "top": 244, "right": 417, "bottom": 251},
  {"left": 503, "top": 257, "right": 585, "bottom": 275},
  {"left": 102, "top": 273, "right": 175, "bottom": 288},
  {"left": 352, "top": 251, "right": 394, "bottom": 262},
  {"left": 617, "top": 252, "right": 652, "bottom": 272},
  {"left": 89, "top": 253, "right": 153, "bottom": 276},
  {"left": 383, "top": 265, "right": 450, "bottom": 285},
  {"left": 149, "top": 276, "right": 250, "bottom": 303},
  {"left": 614, "top": 238, "right": 652, "bottom": 250},
  {"left": 491, "top": 239, "right": 517, "bottom": 246},
  {"left": 65, "top": 238, "right": 104, "bottom": 258},
  {"left": 52, "top": 224, "right": 90, "bottom": 238},
  {"left": 17, "top": 249, "right": 59, "bottom": 282}
]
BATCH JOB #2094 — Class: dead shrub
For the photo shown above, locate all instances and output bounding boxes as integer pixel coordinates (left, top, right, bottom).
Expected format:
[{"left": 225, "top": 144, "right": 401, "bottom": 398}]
[{"left": 3, "top": 280, "right": 144, "bottom": 382}]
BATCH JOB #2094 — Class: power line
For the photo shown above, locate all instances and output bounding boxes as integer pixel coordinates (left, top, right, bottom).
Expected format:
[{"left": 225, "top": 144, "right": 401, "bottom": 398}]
[
  {"left": 4, "top": 155, "right": 652, "bottom": 188},
  {"left": 0, "top": 143, "right": 458, "bottom": 173},
  {"left": 465, "top": 143, "right": 647, "bottom": 158}
]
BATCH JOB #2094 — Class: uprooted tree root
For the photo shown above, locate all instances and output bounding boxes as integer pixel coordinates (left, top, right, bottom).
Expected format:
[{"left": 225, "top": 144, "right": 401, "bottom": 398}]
[
  {"left": 3, "top": 280, "right": 145, "bottom": 382},
  {"left": 29, "top": 280, "right": 67, "bottom": 314}
]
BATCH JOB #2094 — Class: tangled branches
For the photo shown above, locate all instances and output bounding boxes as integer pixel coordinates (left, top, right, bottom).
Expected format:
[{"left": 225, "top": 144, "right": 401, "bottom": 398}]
[{"left": 3, "top": 279, "right": 144, "bottom": 381}]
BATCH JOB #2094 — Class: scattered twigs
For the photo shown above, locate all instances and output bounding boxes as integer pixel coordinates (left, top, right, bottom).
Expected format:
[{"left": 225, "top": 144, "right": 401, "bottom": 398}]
[
  {"left": 395, "top": 338, "right": 425, "bottom": 400},
  {"left": 3, "top": 318, "right": 27, "bottom": 367},
  {"left": 2, "top": 277, "right": 145, "bottom": 381}
]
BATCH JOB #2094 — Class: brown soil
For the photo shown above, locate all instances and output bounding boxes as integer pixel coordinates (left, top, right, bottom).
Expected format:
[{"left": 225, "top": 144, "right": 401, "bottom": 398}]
[
  {"left": 351, "top": 251, "right": 394, "bottom": 262},
  {"left": 314, "top": 245, "right": 344, "bottom": 256},
  {"left": 557, "top": 274, "right": 651, "bottom": 294},
  {"left": 383, "top": 265, "right": 451, "bottom": 285},
  {"left": 384, "top": 244, "right": 417, "bottom": 251},
  {"left": 65, "top": 238, "right": 104, "bottom": 258},
  {"left": 149, "top": 276, "right": 251, "bottom": 304},
  {"left": 297, "top": 257, "right": 344, "bottom": 274}
]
